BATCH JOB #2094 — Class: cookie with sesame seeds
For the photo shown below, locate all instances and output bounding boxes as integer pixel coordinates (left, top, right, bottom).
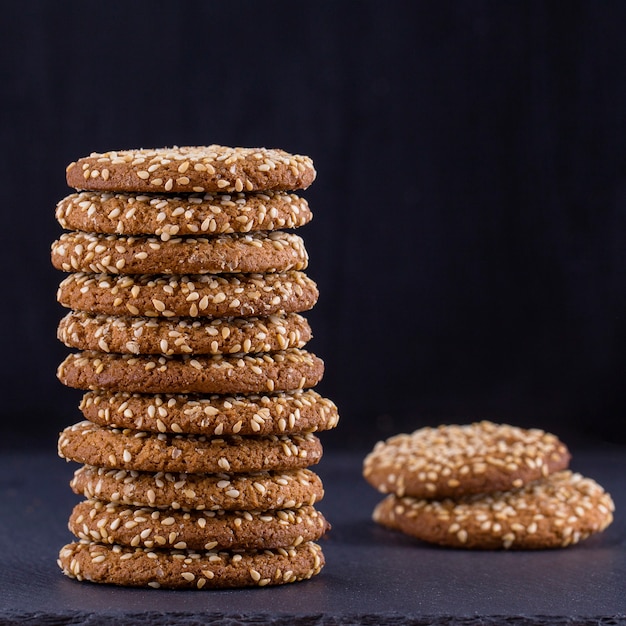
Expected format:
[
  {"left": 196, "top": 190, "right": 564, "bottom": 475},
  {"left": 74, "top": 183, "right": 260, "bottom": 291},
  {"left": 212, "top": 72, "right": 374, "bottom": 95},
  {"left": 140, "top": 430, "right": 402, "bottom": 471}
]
[
  {"left": 57, "top": 271, "right": 318, "bottom": 319},
  {"left": 80, "top": 389, "right": 339, "bottom": 437},
  {"left": 58, "top": 349, "right": 324, "bottom": 395},
  {"left": 363, "top": 421, "right": 571, "bottom": 499},
  {"left": 58, "top": 420, "right": 323, "bottom": 474},
  {"left": 59, "top": 539, "right": 324, "bottom": 589},
  {"left": 51, "top": 230, "right": 308, "bottom": 275},
  {"left": 69, "top": 500, "right": 330, "bottom": 551},
  {"left": 70, "top": 465, "right": 324, "bottom": 511},
  {"left": 372, "top": 470, "right": 614, "bottom": 550},
  {"left": 58, "top": 311, "right": 312, "bottom": 355},
  {"left": 66, "top": 146, "right": 316, "bottom": 194},
  {"left": 55, "top": 190, "right": 312, "bottom": 239}
]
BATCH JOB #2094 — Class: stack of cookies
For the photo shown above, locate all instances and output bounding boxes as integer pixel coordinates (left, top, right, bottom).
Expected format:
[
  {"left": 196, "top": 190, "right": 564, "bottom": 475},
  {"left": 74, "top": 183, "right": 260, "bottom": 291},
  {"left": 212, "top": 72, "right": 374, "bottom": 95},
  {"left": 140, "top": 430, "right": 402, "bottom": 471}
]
[
  {"left": 52, "top": 145, "right": 339, "bottom": 589},
  {"left": 364, "top": 421, "right": 614, "bottom": 549}
]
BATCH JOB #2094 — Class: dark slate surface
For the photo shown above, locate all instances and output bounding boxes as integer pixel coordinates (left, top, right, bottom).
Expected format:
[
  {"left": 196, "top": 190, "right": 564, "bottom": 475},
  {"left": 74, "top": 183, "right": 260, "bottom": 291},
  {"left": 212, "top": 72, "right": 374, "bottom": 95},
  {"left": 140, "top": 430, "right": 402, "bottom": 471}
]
[{"left": 1, "top": 447, "right": 625, "bottom": 625}]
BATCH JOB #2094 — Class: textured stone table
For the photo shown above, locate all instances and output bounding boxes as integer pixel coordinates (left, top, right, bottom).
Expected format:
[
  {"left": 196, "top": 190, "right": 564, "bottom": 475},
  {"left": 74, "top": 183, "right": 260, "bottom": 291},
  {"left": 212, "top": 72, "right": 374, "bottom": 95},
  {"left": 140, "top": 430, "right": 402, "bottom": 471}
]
[{"left": 1, "top": 446, "right": 625, "bottom": 625}]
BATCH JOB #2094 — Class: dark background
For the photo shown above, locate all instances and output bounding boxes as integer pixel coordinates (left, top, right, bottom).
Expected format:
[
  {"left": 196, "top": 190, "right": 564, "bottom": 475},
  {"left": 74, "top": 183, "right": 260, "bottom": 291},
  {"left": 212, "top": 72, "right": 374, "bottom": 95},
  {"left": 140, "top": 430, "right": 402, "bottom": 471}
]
[{"left": 1, "top": 1, "right": 625, "bottom": 450}]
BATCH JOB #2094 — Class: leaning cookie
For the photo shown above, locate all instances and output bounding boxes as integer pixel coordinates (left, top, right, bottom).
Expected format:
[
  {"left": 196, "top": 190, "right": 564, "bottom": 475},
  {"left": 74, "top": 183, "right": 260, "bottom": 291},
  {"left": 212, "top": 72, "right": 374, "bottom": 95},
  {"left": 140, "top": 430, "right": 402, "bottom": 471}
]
[
  {"left": 51, "top": 231, "right": 308, "bottom": 275},
  {"left": 55, "top": 190, "right": 312, "bottom": 239},
  {"left": 363, "top": 421, "right": 570, "bottom": 499},
  {"left": 80, "top": 389, "right": 339, "bottom": 436},
  {"left": 58, "top": 311, "right": 312, "bottom": 355},
  {"left": 373, "top": 471, "right": 614, "bottom": 549},
  {"left": 58, "top": 421, "right": 322, "bottom": 474},
  {"left": 57, "top": 349, "right": 324, "bottom": 394},
  {"left": 58, "top": 540, "right": 324, "bottom": 588},
  {"left": 69, "top": 500, "right": 329, "bottom": 551},
  {"left": 66, "top": 146, "right": 316, "bottom": 193},
  {"left": 71, "top": 465, "right": 324, "bottom": 511},
  {"left": 57, "top": 271, "right": 318, "bottom": 318}
]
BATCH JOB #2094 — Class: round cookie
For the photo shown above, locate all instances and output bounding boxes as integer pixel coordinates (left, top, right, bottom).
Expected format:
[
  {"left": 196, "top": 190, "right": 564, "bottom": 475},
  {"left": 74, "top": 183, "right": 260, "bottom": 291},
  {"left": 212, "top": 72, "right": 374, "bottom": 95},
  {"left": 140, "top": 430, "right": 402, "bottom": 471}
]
[
  {"left": 55, "top": 190, "right": 312, "bottom": 239},
  {"left": 51, "top": 230, "right": 308, "bottom": 275},
  {"left": 58, "top": 349, "right": 324, "bottom": 395},
  {"left": 65, "top": 146, "right": 316, "bottom": 194},
  {"left": 57, "top": 271, "right": 318, "bottom": 318},
  {"left": 58, "top": 311, "right": 312, "bottom": 355},
  {"left": 69, "top": 500, "right": 330, "bottom": 551},
  {"left": 70, "top": 465, "right": 324, "bottom": 511},
  {"left": 372, "top": 471, "right": 614, "bottom": 550},
  {"left": 58, "top": 540, "right": 324, "bottom": 589},
  {"left": 363, "top": 421, "right": 571, "bottom": 499},
  {"left": 58, "top": 421, "right": 323, "bottom": 474},
  {"left": 80, "top": 389, "right": 339, "bottom": 436}
]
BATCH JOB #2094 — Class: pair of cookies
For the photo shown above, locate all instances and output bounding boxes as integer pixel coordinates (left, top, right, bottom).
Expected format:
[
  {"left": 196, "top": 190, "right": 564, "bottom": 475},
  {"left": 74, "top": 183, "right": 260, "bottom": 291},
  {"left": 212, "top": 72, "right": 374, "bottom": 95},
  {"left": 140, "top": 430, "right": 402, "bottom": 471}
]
[
  {"left": 364, "top": 421, "right": 614, "bottom": 549},
  {"left": 53, "top": 146, "right": 338, "bottom": 588}
]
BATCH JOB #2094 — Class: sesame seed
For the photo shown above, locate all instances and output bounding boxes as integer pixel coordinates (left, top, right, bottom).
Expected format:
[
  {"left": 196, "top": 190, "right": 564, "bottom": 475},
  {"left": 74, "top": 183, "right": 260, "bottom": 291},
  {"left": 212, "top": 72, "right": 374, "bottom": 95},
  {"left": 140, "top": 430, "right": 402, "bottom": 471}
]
[{"left": 250, "top": 569, "right": 261, "bottom": 582}]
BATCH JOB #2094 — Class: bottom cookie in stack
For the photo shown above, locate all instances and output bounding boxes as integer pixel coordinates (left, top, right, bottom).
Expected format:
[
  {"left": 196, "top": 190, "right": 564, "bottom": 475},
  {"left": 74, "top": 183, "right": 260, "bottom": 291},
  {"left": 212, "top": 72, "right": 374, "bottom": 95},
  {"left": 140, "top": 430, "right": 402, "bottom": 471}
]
[
  {"left": 59, "top": 541, "right": 325, "bottom": 589},
  {"left": 58, "top": 410, "right": 334, "bottom": 588},
  {"left": 364, "top": 421, "right": 614, "bottom": 550}
]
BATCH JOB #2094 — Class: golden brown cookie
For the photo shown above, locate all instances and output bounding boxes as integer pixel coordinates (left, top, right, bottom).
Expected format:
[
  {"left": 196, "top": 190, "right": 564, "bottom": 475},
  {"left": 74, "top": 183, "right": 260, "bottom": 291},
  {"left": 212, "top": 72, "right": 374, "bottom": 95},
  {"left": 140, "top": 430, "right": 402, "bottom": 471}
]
[
  {"left": 55, "top": 190, "right": 312, "bottom": 239},
  {"left": 58, "top": 421, "right": 323, "bottom": 474},
  {"left": 65, "top": 146, "right": 316, "bottom": 194},
  {"left": 57, "top": 349, "right": 324, "bottom": 394},
  {"left": 373, "top": 471, "right": 614, "bottom": 549},
  {"left": 69, "top": 500, "right": 329, "bottom": 551},
  {"left": 71, "top": 465, "right": 324, "bottom": 511},
  {"left": 363, "top": 421, "right": 571, "bottom": 499},
  {"left": 80, "top": 389, "right": 339, "bottom": 436},
  {"left": 58, "top": 311, "right": 312, "bottom": 355},
  {"left": 58, "top": 540, "right": 324, "bottom": 588},
  {"left": 51, "top": 230, "right": 308, "bottom": 275},
  {"left": 57, "top": 271, "right": 318, "bottom": 318}
]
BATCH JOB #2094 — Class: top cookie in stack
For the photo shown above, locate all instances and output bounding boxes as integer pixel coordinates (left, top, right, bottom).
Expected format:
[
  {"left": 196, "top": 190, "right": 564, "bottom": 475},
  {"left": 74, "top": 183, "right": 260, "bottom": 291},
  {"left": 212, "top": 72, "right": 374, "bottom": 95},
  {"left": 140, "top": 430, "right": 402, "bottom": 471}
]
[
  {"left": 53, "top": 146, "right": 339, "bottom": 589},
  {"left": 64, "top": 145, "right": 316, "bottom": 194}
]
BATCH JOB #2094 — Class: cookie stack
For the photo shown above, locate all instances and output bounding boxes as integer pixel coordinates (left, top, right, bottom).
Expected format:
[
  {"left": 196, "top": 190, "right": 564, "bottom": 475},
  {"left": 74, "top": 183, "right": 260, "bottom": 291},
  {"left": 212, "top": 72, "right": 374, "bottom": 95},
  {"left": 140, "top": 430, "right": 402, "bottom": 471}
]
[
  {"left": 53, "top": 146, "right": 339, "bottom": 588},
  {"left": 364, "top": 421, "right": 614, "bottom": 549}
]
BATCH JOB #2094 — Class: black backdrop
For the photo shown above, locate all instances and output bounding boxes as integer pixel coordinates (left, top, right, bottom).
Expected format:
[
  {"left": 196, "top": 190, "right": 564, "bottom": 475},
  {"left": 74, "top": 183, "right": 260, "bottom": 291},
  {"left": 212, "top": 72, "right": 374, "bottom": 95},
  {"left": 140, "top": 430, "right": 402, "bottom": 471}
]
[{"left": 1, "top": 1, "right": 625, "bottom": 449}]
